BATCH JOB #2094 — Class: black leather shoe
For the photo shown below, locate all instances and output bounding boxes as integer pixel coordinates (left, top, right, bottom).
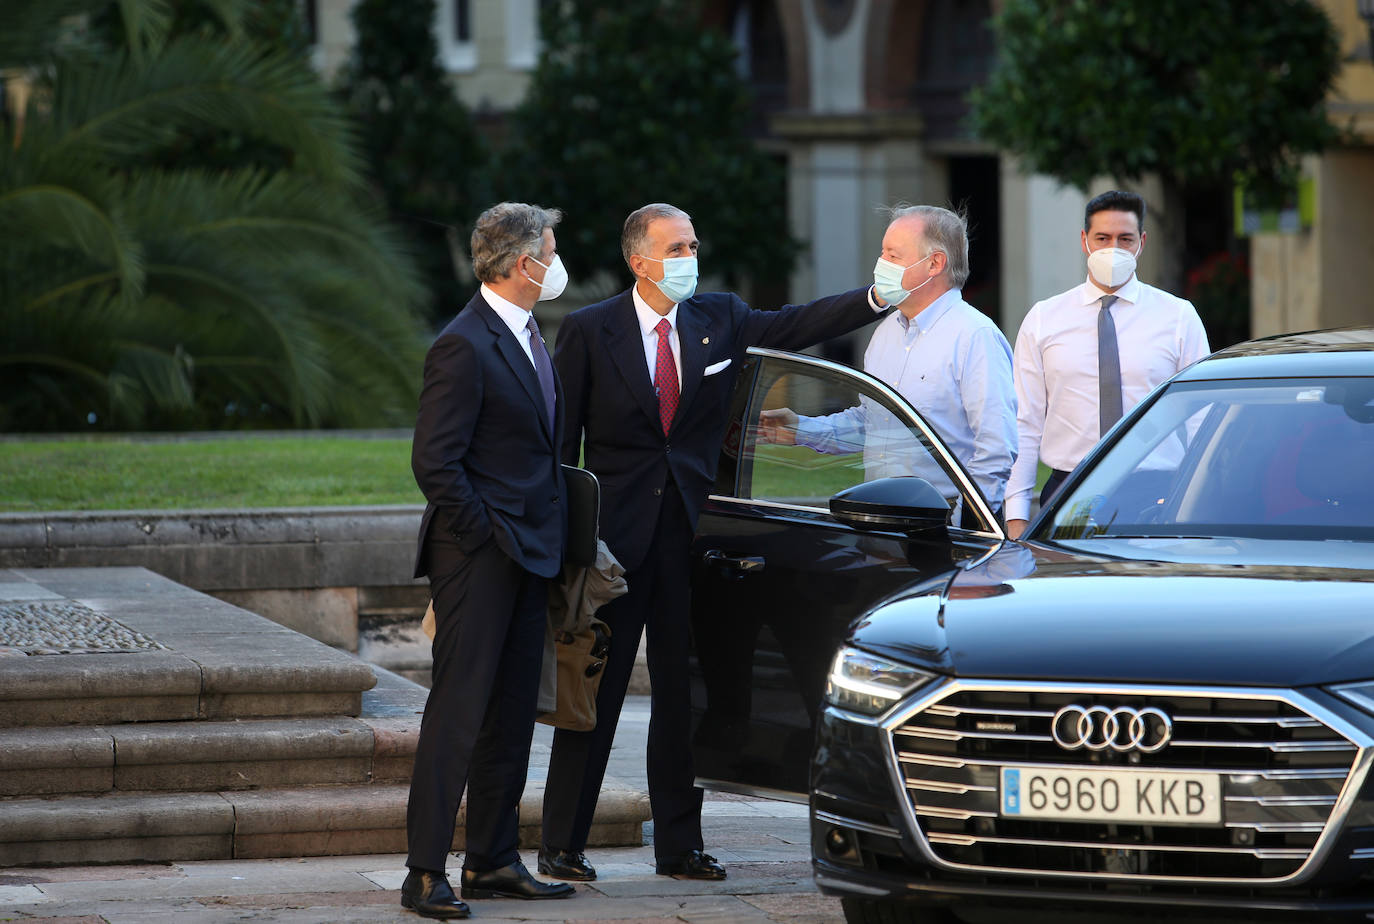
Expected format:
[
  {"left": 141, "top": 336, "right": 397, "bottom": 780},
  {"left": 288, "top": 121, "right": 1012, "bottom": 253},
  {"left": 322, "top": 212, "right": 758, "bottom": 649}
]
[
  {"left": 460, "top": 860, "right": 576, "bottom": 900},
  {"left": 655, "top": 849, "right": 727, "bottom": 880},
  {"left": 538, "top": 845, "right": 597, "bottom": 881},
  {"left": 400, "top": 869, "right": 470, "bottom": 919}
]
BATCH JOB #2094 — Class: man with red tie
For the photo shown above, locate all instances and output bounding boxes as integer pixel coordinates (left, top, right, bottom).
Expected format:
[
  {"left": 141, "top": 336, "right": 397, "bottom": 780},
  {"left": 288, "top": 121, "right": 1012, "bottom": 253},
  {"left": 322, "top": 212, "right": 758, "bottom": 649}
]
[{"left": 540, "top": 202, "right": 885, "bottom": 883}]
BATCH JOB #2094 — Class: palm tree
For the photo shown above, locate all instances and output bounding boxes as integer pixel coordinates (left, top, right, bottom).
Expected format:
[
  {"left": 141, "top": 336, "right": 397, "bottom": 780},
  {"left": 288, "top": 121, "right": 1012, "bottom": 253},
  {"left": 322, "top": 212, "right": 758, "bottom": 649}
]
[{"left": 0, "top": 0, "right": 428, "bottom": 430}]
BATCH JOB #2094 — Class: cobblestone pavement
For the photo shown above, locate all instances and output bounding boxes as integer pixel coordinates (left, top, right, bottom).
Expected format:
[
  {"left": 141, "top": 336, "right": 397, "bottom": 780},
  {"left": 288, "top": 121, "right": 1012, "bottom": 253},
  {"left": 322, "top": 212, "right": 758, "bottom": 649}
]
[
  {"left": 0, "top": 696, "right": 845, "bottom": 924},
  {"left": 0, "top": 580, "right": 165, "bottom": 656}
]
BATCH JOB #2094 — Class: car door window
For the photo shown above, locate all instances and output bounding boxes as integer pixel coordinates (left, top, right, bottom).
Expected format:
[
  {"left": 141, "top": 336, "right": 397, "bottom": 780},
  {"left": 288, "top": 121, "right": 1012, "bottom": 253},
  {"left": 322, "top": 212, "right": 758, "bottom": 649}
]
[{"left": 732, "top": 353, "right": 978, "bottom": 524}]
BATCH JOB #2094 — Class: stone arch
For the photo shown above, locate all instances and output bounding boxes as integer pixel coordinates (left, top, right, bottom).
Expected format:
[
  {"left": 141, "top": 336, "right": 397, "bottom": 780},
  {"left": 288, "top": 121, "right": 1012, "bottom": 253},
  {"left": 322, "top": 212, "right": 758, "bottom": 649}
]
[
  {"left": 700, "top": 0, "right": 809, "bottom": 112},
  {"left": 865, "top": 0, "right": 996, "bottom": 138},
  {"left": 864, "top": 0, "right": 929, "bottom": 112}
]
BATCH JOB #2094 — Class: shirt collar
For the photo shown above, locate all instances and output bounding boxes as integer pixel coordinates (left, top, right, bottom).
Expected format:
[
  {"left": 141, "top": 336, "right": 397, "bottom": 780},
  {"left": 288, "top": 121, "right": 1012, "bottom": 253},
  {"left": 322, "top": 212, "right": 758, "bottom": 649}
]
[
  {"left": 1081, "top": 274, "right": 1143, "bottom": 307},
  {"left": 632, "top": 284, "right": 678, "bottom": 336},
  {"left": 481, "top": 283, "right": 533, "bottom": 336},
  {"left": 897, "top": 287, "right": 962, "bottom": 333}
]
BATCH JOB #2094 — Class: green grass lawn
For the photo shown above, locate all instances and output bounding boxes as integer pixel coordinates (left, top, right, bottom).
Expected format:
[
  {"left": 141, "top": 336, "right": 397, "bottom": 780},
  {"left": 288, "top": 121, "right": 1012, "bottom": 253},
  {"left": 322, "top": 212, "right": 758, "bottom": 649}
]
[
  {"left": 748, "top": 443, "right": 866, "bottom": 503},
  {"left": 0, "top": 438, "right": 424, "bottom": 512},
  {"left": 0, "top": 435, "right": 1052, "bottom": 514},
  {"left": 745, "top": 444, "right": 1051, "bottom": 507}
]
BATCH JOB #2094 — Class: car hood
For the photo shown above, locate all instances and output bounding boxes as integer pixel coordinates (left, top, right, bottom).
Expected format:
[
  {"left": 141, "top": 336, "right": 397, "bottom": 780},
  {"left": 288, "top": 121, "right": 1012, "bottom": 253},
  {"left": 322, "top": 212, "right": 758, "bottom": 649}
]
[{"left": 853, "top": 540, "right": 1374, "bottom": 689}]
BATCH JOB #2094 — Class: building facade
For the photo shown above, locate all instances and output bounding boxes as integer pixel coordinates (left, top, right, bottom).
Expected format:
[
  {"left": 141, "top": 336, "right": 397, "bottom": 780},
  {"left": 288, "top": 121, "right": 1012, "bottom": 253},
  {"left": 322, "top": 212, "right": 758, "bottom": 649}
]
[
  {"left": 1251, "top": 0, "right": 1374, "bottom": 336},
  {"left": 308, "top": 0, "right": 1374, "bottom": 343}
]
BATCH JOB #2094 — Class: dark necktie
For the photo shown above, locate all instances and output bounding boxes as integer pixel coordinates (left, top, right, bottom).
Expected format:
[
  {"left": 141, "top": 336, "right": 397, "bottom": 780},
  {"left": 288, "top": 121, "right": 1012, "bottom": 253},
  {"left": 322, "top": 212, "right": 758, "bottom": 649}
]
[
  {"left": 526, "top": 315, "right": 556, "bottom": 426},
  {"left": 653, "top": 317, "right": 679, "bottom": 435},
  {"left": 1098, "top": 294, "right": 1123, "bottom": 434}
]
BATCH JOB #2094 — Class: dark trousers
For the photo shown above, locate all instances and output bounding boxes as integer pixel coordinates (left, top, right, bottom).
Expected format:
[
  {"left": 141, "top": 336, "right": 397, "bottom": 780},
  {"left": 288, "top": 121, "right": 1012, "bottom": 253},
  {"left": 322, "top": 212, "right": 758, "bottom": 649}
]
[
  {"left": 406, "top": 537, "right": 548, "bottom": 873},
  {"left": 1041, "top": 468, "right": 1072, "bottom": 508},
  {"left": 541, "top": 487, "right": 703, "bottom": 859}
]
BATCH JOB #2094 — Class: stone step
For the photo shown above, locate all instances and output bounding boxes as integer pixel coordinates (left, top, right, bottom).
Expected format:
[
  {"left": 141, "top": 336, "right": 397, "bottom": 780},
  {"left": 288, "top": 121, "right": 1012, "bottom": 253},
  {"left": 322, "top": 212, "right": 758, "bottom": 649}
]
[
  {"left": 0, "top": 568, "right": 377, "bottom": 726},
  {"left": 0, "top": 780, "right": 651, "bottom": 866},
  {"left": 0, "top": 663, "right": 652, "bottom": 866},
  {"left": 0, "top": 568, "right": 654, "bottom": 866},
  {"left": 0, "top": 656, "right": 425, "bottom": 800},
  {"left": 0, "top": 716, "right": 412, "bottom": 798}
]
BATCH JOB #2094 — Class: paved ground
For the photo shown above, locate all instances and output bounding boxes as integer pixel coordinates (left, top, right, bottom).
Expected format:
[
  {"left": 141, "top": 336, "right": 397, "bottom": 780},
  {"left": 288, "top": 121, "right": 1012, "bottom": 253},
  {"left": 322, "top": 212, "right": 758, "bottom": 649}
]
[{"left": 0, "top": 695, "right": 843, "bottom": 923}]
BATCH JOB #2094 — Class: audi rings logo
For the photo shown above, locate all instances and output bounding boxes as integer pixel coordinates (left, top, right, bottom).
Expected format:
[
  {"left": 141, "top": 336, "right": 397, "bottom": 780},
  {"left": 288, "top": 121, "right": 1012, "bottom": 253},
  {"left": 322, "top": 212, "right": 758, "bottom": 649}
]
[{"left": 1051, "top": 705, "right": 1173, "bottom": 754}]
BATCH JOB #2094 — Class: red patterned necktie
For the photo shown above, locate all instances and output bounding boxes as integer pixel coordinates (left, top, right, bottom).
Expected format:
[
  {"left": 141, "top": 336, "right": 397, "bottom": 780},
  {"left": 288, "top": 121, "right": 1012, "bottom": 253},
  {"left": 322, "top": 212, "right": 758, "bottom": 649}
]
[{"left": 653, "top": 317, "right": 679, "bottom": 435}]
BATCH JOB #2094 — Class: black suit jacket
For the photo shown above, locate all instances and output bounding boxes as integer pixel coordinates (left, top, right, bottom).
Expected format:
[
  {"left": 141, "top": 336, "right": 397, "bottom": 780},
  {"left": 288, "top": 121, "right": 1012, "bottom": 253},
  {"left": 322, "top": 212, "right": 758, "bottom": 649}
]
[
  {"left": 553, "top": 286, "right": 879, "bottom": 573},
  {"left": 412, "top": 292, "right": 566, "bottom": 580}
]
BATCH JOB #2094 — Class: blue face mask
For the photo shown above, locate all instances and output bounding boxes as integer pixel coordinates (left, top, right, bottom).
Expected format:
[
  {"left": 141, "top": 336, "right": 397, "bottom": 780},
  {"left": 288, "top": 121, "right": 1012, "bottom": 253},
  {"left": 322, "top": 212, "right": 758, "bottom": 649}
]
[
  {"left": 642, "top": 255, "right": 698, "bottom": 304},
  {"left": 873, "top": 251, "right": 938, "bottom": 306}
]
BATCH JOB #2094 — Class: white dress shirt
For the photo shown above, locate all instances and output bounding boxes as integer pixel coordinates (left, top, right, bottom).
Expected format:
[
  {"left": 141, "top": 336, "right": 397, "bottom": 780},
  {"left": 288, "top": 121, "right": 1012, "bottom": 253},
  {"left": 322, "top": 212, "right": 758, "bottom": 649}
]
[
  {"left": 794, "top": 288, "right": 1018, "bottom": 507},
  {"left": 631, "top": 284, "right": 682, "bottom": 389},
  {"left": 1003, "top": 276, "right": 1211, "bottom": 522},
  {"left": 481, "top": 284, "right": 538, "bottom": 367}
]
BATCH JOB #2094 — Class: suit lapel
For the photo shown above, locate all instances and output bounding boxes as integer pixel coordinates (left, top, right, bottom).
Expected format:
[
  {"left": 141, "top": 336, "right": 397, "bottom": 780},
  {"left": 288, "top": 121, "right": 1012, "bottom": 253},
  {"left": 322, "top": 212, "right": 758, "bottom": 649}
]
[
  {"left": 472, "top": 295, "right": 554, "bottom": 444},
  {"left": 603, "top": 293, "right": 662, "bottom": 431},
  {"left": 673, "top": 305, "right": 708, "bottom": 434}
]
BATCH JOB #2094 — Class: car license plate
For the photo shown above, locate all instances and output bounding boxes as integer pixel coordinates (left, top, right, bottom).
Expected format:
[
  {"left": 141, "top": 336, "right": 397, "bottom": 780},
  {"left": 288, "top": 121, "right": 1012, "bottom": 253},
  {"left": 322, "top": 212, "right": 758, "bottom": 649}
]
[{"left": 1000, "top": 765, "right": 1221, "bottom": 824}]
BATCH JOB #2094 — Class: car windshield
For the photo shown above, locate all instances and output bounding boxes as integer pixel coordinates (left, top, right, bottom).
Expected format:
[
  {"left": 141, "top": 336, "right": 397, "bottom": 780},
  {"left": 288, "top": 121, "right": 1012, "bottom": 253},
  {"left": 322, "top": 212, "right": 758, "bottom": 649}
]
[{"left": 1042, "top": 377, "right": 1374, "bottom": 542}]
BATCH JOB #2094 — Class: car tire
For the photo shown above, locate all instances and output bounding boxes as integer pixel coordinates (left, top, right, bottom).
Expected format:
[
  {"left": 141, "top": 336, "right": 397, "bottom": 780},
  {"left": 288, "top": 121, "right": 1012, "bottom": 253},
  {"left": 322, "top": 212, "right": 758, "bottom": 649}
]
[{"left": 841, "top": 897, "right": 960, "bottom": 924}]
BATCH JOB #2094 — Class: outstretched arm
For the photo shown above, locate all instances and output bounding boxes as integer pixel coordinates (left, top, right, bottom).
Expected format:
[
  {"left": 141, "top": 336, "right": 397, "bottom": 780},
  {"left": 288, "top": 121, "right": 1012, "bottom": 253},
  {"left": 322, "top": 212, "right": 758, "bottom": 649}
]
[{"left": 737, "top": 286, "right": 885, "bottom": 352}]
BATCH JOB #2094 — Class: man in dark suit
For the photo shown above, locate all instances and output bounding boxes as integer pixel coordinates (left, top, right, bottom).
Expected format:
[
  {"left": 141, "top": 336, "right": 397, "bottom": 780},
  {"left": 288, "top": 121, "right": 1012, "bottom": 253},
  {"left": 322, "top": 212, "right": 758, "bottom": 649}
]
[
  {"left": 401, "top": 202, "right": 577, "bottom": 919},
  {"left": 539, "top": 203, "right": 886, "bottom": 883}
]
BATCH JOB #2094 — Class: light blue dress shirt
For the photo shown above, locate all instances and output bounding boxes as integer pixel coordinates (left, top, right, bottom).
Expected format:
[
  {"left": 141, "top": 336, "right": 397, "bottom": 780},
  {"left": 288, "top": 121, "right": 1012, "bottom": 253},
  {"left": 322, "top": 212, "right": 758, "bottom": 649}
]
[{"left": 795, "top": 288, "right": 1017, "bottom": 507}]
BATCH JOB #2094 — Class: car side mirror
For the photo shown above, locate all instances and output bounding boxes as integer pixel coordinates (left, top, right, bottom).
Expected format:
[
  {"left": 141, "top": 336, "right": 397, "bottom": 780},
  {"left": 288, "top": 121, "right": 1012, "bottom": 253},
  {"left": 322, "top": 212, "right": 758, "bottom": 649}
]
[{"left": 829, "top": 477, "right": 951, "bottom": 534}]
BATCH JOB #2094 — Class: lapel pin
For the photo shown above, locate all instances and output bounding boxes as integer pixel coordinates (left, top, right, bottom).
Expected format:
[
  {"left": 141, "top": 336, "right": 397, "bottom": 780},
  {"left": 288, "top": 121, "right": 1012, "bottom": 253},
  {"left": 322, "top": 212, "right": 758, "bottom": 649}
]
[{"left": 702, "top": 337, "right": 710, "bottom": 345}]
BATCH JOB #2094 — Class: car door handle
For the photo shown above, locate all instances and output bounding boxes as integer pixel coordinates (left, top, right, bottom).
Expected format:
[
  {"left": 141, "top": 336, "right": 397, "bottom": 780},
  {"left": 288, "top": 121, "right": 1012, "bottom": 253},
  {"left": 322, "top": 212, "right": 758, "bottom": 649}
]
[{"left": 702, "top": 550, "right": 766, "bottom": 573}]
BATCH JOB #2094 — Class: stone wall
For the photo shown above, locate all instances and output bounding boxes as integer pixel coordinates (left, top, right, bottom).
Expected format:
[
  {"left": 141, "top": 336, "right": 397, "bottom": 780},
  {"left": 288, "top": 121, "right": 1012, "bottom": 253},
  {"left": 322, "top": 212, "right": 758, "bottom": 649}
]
[{"left": 0, "top": 507, "right": 432, "bottom": 684}]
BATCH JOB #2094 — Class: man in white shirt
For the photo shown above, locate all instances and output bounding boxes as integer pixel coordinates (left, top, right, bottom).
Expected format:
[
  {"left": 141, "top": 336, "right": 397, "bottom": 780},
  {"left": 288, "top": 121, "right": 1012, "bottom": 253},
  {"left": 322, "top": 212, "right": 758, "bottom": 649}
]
[
  {"left": 759, "top": 205, "right": 1018, "bottom": 520},
  {"left": 1004, "top": 190, "right": 1211, "bottom": 539}
]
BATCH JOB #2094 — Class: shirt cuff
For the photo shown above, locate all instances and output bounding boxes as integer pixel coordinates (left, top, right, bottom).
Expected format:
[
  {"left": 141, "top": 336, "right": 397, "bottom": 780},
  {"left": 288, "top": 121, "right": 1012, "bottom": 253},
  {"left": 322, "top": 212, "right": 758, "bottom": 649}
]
[
  {"left": 1004, "top": 496, "right": 1032, "bottom": 522},
  {"left": 866, "top": 285, "right": 885, "bottom": 313}
]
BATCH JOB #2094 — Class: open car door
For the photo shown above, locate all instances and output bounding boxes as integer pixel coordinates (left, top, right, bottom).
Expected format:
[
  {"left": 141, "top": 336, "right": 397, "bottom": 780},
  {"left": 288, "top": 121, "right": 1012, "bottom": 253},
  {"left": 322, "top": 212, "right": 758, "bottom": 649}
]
[{"left": 689, "top": 347, "right": 1005, "bottom": 799}]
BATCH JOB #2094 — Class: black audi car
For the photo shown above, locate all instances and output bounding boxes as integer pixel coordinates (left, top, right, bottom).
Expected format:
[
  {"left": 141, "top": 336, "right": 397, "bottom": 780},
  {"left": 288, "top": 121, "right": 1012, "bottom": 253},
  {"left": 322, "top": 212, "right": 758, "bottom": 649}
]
[{"left": 687, "top": 329, "right": 1374, "bottom": 922}]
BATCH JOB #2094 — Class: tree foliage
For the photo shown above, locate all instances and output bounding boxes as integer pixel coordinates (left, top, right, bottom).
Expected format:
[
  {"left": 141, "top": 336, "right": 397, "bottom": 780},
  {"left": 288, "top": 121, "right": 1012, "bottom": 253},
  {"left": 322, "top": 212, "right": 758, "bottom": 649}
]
[
  {"left": 1, "top": 0, "right": 428, "bottom": 431},
  {"left": 498, "top": 0, "right": 795, "bottom": 289},
  {"left": 970, "top": 0, "right": 1343, "bottom": 200},
  {"left": 337, "top": 0, "right": 488, "bottom": 324}
]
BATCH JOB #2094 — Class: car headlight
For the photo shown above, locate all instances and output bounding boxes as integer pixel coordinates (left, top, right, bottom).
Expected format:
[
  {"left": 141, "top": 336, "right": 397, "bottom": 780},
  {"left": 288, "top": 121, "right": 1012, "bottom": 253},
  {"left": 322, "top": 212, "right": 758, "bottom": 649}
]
[
  {"left": 1329, "top": 681, "right": 1374, "bottom": 715},
  {"left": 825, "top": 646, "right": 934, "bottom": 716}
]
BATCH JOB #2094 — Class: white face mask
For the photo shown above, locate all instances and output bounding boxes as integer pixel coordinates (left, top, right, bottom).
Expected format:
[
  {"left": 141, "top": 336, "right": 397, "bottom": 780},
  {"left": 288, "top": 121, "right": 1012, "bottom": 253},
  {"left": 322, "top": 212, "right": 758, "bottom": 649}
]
[
  {"left": 526, "top": 253, "right": 569, "bottom": 301},
  {"left": 1086, "top": 246, "right": 1138, "bottom": 289},
  {"left": 872, "top": 251, "right": 939, "bottom": 306}
]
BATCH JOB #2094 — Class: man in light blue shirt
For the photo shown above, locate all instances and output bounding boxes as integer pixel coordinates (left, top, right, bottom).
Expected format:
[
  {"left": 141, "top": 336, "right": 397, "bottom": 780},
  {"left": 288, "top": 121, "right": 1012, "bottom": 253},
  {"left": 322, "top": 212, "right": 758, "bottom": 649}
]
[{"left": 760, "top": 205, "right": 1017, "bottom": 517}]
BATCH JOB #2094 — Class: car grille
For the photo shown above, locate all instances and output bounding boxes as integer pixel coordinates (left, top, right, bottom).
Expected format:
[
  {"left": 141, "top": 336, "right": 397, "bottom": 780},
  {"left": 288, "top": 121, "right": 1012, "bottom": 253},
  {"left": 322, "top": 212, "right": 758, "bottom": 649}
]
[{"left": 891, "top": 685, "right": 1361, "bottom": 882}]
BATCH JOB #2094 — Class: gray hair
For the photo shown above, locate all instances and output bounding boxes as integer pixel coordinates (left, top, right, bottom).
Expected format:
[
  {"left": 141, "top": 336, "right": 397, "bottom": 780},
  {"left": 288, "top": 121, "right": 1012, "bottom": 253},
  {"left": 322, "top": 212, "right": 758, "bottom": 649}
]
[
  {"left": 622, "top": 203, "right": 691, "bottom": 270},
  {"left": 888, "top": 203, "right": 970, "bottom": 289},
  {"left": 471, "top": 202, "right": 563, "bottom": 283}
]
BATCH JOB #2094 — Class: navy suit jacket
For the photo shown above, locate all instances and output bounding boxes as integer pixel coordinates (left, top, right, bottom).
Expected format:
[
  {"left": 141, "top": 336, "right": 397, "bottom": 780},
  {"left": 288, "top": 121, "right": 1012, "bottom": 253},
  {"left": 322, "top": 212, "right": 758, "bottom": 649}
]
[
  {"left": 553, "top": 286, "right": 879, "bottom": 573},
  {"left": 412, "top": 292, "right": 566, "bottom": 580}
]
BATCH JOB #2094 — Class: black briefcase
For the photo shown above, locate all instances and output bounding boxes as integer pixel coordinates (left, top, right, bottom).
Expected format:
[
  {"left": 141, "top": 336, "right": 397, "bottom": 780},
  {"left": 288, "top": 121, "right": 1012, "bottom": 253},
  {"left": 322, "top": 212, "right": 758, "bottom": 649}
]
[{"left": 561, "top": 463, "right": 599, "bottom": 569}]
